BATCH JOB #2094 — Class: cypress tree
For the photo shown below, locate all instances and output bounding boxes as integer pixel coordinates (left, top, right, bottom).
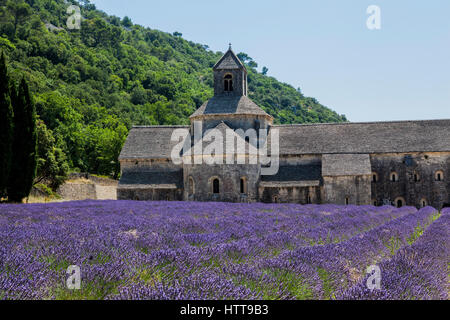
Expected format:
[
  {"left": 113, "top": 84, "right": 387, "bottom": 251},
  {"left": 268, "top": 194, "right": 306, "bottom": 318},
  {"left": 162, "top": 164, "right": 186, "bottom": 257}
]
[
  {"left": 8, "top": 78, "right": 37, "bottom": 203},
  {"left": 0, "top": 52, "right": 13, "bottom": 199}
]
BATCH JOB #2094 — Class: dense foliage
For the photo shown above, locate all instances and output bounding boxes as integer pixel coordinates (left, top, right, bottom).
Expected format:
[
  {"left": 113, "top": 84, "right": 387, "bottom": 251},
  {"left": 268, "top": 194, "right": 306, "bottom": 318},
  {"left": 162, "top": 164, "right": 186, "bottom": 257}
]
[
  {"left": 0, "top": 202, "right": 447, "bottom": 300},
  {"left": 0, "top": 53, "right": 41, "bottom": 202},
  {"left": 0, "top": 0, "right": 347, "bottom": 178},
  {"left": 0, "top": 52, "right": 13, "bottom": 198},
  {"left": 7, "top": 78, "right": 37, "bottom": 202}
]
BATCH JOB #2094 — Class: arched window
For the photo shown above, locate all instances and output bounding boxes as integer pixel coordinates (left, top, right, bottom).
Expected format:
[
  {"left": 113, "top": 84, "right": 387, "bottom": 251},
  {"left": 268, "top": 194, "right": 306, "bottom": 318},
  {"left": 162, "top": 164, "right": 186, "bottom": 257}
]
[
  {"left": 213, "top": 178, "right": 220, "bottom": 194},
  {"left": 390, "top": 172, "right": 398, "bottom": 182},
  {"left": 372, "top": 172, "right": 378, "bottom": 183},
  {"left": 240, "top": 177, "right": 247, "bottom": 194},
  {"left": 307, "top": 195, "right": 312, "bottom": 204},
  {"left": 413, "top": 173, "right": 420, "bottom": 182},
  {"left": 420, "top": 198, "right": 427, "bottom": 208},
  {"left": 435, "top": 170, "right": 444, "bottom": 181},
  {"left": 273, "top": 196, "right": 279, "bottom": 203},
  {"left": 394, "top": 197, "right": 405, "bottom": 208},
  {"left": 224, "top": 74, "right": 233, "bottom": 92},
  {"left": 188, "top": 177, "right": 195, "bottom": 195},
  {"left": 373, "top": 199, "right": 377, "bottom": 206},
  {"left": 345, "top": 197, "right": 350, "bottom": 205}
]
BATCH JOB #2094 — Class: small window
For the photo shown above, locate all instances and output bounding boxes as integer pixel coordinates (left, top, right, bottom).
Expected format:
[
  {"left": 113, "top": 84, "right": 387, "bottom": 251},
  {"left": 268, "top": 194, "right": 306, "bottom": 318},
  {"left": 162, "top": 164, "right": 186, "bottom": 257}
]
[
  {"left": 213, "top": 178, "right": 220, "bottom": 194},
  {"left": 435, "top": 171, "right": 444, "bottom": 182},
  {"left": 394, "top": 197, "right": 405, "bottom": 208},
  {"left": 420, "top": 198, "right": 427, "bottom": 208},
  {"left": 273, "top": 196, "right": 279, "bottom": 203},
  {"left": 345, "top": 197, "right": 349, "bottom": 205},
  {"left": 372, "top": 173, "right": 378, "bottom": 183},
  {"left": 390, "top": 172, "right": 398, "bottom": 182},
  {"left": 373, "top": 200, "right": 377, "bottom": 206},
  {"left": 307, "top": 195, "right": 312, "bottom": 204},
  {"left": 224, "top": 74, "right": 233, "bottom": 92},
  {"left": 413, "top": 173, "right": 420, "bottom": 182},
  {"left": 188, "top": 177, "right": 195, "bottom": 195}
]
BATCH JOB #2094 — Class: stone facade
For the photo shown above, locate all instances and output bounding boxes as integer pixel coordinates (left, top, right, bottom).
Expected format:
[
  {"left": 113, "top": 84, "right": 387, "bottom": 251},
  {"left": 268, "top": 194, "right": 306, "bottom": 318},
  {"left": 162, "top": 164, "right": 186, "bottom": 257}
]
[
  {"left": 370, "top": 152, "right": 450, "bottom": 208},
  {"left": 118, "top": 48, "right": 450, "bottom": 209}
]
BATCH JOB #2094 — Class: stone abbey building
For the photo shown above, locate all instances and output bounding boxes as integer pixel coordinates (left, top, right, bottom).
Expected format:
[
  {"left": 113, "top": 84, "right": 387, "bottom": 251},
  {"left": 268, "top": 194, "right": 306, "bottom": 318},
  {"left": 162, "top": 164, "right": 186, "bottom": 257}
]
[{"left": 118, "top": 48, "right": 450, "bottom": 209}]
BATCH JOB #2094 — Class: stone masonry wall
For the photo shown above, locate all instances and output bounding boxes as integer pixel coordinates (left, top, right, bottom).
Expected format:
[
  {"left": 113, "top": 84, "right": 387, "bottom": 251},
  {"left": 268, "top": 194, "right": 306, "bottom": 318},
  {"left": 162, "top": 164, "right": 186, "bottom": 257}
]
[
  {"left": 323, "top": 175, "right": 372, "bottom": 205},
  {"left": 57, "top": 183, "right": 97, "bottom": 200},
  {"left": 370, "top": 152, "right": 450, "bottom": 209},
  {"left": 184, "top": 162, "right": 260, "bottom": 202},
  {"left": 259, "top": 186, "right": 321, "bottom": 204}
]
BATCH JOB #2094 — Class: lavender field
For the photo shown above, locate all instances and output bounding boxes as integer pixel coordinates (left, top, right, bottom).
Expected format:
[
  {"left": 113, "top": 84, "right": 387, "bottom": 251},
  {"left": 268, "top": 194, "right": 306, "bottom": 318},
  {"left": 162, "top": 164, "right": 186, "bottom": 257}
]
[{"left": 0, "top": 201, "right": 448, "bottom": 300}]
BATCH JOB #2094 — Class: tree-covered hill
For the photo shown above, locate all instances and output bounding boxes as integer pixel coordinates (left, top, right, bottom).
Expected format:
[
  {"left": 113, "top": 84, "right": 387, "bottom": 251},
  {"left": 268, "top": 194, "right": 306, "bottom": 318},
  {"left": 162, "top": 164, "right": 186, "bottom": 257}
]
[{"left": 0, "top": 0, "right": 347, "bottom": 179}]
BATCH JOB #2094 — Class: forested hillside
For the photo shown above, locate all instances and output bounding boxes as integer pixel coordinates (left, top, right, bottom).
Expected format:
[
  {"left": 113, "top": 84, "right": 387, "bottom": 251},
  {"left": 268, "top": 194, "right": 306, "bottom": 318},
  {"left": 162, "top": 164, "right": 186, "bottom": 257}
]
[{"left": 0, "top": 0, "right": 347, "bottom": 179}]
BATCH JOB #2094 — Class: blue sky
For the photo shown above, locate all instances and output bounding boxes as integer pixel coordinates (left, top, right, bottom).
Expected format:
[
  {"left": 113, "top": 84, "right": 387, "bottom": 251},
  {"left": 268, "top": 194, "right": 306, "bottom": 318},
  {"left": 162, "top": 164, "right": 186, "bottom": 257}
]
[{"left": 91, "top": 0, "right": 450, "bottom": 122}]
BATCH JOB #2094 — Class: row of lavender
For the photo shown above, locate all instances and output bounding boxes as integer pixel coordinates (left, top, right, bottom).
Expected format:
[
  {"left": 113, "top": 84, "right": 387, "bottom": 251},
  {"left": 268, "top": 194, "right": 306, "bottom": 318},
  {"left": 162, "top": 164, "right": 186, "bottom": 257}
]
[
  {"left": 114, "top": 205, "right": 437, "bottom": 300},
  {"left": 0, "top": 201, "right": 446, "bottom": 299},
  {"left": 337, "top": 208, "right": 450, "bottom": 300}
]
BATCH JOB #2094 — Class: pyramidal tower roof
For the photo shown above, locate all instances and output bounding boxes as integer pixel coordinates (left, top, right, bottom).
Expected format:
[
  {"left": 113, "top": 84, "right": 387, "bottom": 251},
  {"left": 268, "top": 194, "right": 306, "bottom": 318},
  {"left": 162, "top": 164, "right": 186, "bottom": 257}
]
[
  {"left": 190, "top": 95, "right": 272, "bottom": 118},
  {"left": 213, "top": 45, "right": 246, "bottom": 71}
]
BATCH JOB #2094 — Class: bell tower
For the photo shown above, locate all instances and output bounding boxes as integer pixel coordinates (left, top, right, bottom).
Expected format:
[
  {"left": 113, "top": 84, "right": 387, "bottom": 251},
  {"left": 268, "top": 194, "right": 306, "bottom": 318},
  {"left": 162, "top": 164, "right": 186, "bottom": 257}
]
[{"left": 213, "top": 44, "right": 248, "bottom": 97}]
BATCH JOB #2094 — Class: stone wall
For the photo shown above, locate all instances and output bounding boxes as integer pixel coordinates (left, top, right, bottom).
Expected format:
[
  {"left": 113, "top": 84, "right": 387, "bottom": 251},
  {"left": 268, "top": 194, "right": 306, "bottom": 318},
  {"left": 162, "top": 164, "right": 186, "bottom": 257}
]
[
  {"left": 117, "top": 151, "right": 449, "bottom": 208},
  {"left": 57, "top": 174, "right": 118, "bottom": 200},
  {"left": 57, "top": 183, "right": 97, "bottom": 200},
  {"left": 214, "top": 69, "right": 246, "bottom": 96},
  {"left": 259, "top": 185, "right": 321, "bottom": 204},
  {"left": 95, "top": 185, "right": 118, "bottom": 200},
  {"left": 323, "top": 175, "right": 372, "bottom": 205},
  {"left": 370, "top": 152, "right": 450, "bottom": 209},
  {"left": 184, "top": 162, "right": 260, "bottom": 202},
  {"left": 117, "top": 187, "right": 183, "bottom": 201}
]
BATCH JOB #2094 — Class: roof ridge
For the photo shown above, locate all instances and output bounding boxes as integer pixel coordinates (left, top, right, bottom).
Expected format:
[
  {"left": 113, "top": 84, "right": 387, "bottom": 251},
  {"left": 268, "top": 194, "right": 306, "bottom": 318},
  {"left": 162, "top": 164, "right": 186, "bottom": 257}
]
[
  {"left": 272, "top": 119, "right": 450, "bottom": 127},
  {"left": 189, "top": 95, "right": 272, "bottom": 118},
  {"left": 132, "top": 125, "right": 190, "bottom": 129}
]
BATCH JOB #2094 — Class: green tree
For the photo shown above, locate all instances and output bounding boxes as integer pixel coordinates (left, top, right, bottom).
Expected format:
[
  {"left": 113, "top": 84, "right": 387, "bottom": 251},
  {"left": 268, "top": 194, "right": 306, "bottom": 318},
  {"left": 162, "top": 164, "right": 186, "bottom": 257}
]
[
  {"left": 5, "top": 0, "right": 31, "bottom": 37},
  {"left": 8, "top": 78, "right": 38, "bottom": 202},
  {"left": 122, "top": 16, "right": 133, "bottom": 28},
  {"left": 262, "top": 66, "right": 268, "bottom": 75},
  {"left": 0, "top": 52, "right": 13, "bottom": 198},
  {"left": 34, "top": 119, "right": 69, "bottom": 190},
  {"left": 0, "top": 0, "right": 346, "bottom": 182}
]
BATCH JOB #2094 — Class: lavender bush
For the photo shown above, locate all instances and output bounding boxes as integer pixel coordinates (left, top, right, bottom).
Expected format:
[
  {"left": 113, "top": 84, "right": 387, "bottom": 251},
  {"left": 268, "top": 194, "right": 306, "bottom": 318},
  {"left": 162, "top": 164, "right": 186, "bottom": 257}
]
[
  {"left": 337, "top": 209, "right": 449, "bottom": 300},
  {"left": 0, "top": 201, "right": 447, "bottom": 300}
]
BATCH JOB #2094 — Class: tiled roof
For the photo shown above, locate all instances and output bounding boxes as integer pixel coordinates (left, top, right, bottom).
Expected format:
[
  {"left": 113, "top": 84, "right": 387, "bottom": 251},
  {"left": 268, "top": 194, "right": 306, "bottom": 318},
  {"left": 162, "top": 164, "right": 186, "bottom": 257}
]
[
  {"left": 261, "top": 164, "right": 322, "bottom": 182},
  {"left": 118, "top": 170, "right": 183, "bottom": 188},
  {"left": 267, "top": 119, "right": 450, "bottom": 155},
  {"left": 213, "top": 49, "right": 245, "bottom": 70},
  {"left": 184, "top": 121, "right": 257, "bottom": 156},
  {"left": 120, "top": 119, "right": 450, "bottom": 160},
  {"left": 190, "top": 96, "right": 271, "bottom": 118},
  {"left": 322, "top": 154, "right": 371, "bottom": 176},
  {"left": 119, "top": 126, "right": 189, "bottom": 160}
]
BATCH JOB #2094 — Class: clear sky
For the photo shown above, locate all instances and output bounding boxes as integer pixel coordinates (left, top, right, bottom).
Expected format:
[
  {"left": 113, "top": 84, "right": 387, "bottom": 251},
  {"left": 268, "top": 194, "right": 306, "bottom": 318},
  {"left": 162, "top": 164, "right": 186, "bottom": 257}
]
[{"left": 91, "top": 0, "right": 450, "bottom": 122}]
